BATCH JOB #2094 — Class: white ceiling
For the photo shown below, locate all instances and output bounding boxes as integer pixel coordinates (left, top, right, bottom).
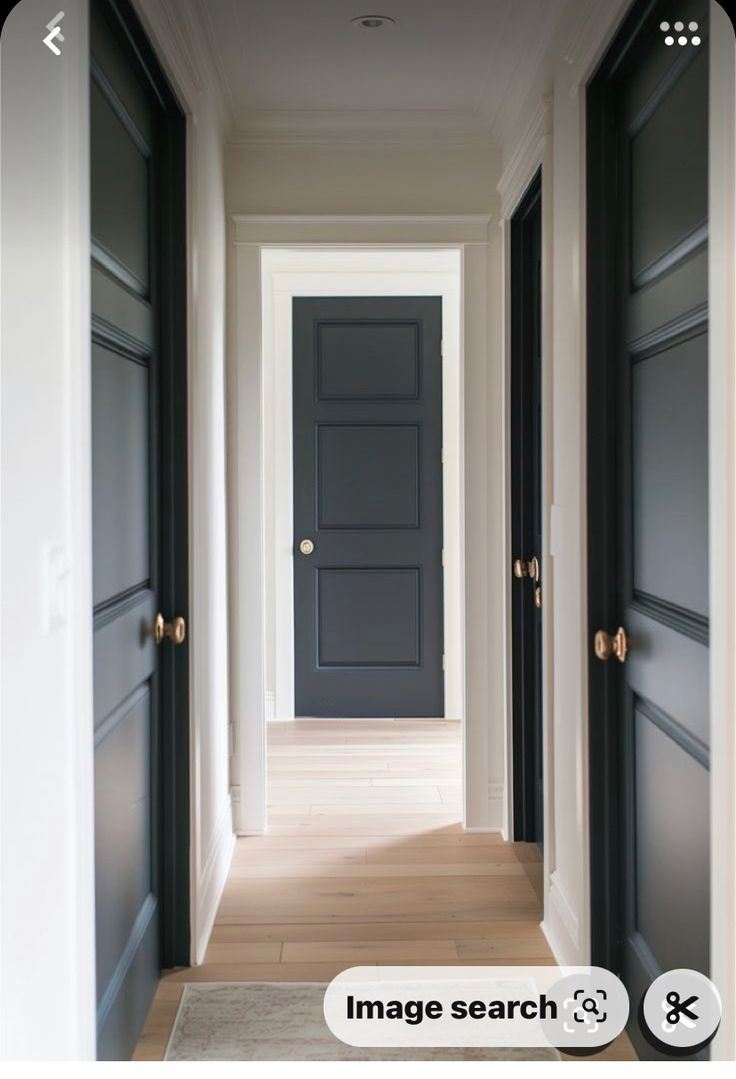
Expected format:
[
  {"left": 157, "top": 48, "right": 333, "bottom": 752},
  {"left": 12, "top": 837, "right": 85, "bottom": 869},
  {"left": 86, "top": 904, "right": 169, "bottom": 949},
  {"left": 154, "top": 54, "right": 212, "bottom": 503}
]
[{"left": 195, "top": 0, "right": 567, "bottom": 145}]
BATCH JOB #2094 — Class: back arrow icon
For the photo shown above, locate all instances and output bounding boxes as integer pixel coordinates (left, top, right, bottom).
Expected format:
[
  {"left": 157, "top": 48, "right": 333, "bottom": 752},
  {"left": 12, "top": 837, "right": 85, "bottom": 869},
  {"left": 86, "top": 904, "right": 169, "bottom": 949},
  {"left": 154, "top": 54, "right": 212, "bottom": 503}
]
[{"left": 43, "top": 11, "right": 65, "bottom": 55}]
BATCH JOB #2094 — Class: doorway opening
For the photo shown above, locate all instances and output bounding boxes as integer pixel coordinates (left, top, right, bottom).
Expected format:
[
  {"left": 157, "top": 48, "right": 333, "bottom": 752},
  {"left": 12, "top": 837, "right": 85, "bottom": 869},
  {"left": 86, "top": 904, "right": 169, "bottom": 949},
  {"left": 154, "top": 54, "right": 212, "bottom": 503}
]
[{"left": 259, "top": 248, "right": 464, "bottom": 824}]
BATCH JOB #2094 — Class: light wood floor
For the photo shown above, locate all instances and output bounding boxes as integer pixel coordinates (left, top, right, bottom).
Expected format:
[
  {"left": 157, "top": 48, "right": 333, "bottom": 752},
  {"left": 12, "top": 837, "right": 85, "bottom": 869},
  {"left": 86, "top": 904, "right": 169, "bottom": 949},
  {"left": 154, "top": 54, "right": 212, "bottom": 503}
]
[{"left": 134, "top": 719, "right": 635, "bottom": 1061}]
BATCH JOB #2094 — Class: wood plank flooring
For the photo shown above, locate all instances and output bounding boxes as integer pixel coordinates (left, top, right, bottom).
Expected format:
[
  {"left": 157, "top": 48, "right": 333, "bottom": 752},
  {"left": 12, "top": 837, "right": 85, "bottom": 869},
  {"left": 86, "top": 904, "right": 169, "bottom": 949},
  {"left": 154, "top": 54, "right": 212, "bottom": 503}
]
[{"left": 133, "top": 720, "right": 635, "bottom": 1062}]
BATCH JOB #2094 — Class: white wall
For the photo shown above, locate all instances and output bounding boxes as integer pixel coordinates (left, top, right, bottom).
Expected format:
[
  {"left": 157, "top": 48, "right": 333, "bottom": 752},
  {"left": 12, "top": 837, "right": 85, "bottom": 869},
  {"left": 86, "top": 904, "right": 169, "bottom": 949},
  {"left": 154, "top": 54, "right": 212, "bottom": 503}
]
[
  {"left": 1, "top": 0, "right": 96, "bottom": 1058},
  {"left": 226, "top": 143, "right": 501, "bottom": 216},
  {"left": 133, "top": 0, "right": 234, "bottom": 964},
  {"left": 708, "top": 1, "right": 736, "bottom": 1060}
]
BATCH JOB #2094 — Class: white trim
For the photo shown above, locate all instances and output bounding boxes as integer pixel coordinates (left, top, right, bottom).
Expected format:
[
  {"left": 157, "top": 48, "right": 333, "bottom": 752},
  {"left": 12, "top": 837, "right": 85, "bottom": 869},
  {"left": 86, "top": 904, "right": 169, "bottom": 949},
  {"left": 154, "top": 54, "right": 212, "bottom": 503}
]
[
  {"left": 562, "top": 0, "right": 632, "bottom": 95},
  {"left": 261, "top": 252, "right": 463, "bottom": 727},
  {"left": 191, "top": 799, "right": 235, "bottom": 965},
  {"left": 265, "top": 690, "right": 276, "bottom": 723},
  {"left": 542, "top": 871, "right": 581, "bottom": 967},
  {"left": 228, "top": 117, "right": 497, "bottom": 150},
  {"left": 229, "top": 216, "right": 501, "bottom": 834},
  {"left": 497, "top": 97, "right": 552, "bottom": 220},
  {"left": 497, "top": 99, "right": 556, "bottom": 938},
  {"left": 233, "top": 214, "right": 493, "bottom": 246},
  {"left": 488, "top": 783, "right": 506, "bottom": 833},
  {"left": 229, "top": 785, "right": 265, "bottom": 836},
  {"left": 708, "top": 2, "right": 736, "bottom": 1061}
]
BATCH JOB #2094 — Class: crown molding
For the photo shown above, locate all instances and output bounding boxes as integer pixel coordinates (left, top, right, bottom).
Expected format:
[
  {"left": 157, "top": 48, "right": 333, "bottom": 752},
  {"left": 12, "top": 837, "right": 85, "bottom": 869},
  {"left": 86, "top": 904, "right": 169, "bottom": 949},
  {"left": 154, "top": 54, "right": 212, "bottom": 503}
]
[
  {"left": 561, "top": 0, "right": 630, "bottom": 96},
  {"left": 231, "top": 214, "right": 494, "bottom": 246},
  {"left": 228, "top": 129, "right": 497, "bottom": 149},
  {"left": 192, "top": 0, "right": 238, "bottom": 130},
  {"left": 226, "top": 108, "right": 497, "bottom": 149},
  {"left": 497, "top": 95, "right": 552, "bottom": 219},
  {"left": 133, "top": 0, "right": 233, "bottom": 129}
]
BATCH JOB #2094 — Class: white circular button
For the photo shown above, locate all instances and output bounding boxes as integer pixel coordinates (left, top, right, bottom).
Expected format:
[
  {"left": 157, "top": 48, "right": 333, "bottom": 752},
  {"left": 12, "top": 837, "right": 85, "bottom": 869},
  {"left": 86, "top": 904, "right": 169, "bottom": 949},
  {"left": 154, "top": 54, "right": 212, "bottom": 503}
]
[{"left": 641, "top": 969, "right": 721, "bottom": 1055}]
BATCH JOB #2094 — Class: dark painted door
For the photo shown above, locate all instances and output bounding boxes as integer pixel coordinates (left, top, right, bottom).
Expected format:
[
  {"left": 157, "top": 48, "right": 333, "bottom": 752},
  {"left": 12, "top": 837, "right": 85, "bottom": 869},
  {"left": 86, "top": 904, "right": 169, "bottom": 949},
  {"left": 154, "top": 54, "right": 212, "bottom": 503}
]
[
  {"left": 588, "top": 0, "right": 709, "bottom": 1059},
  {"left": 91, "top": 0, "right": 188, "bottom": 1058},
  {"left": 293, "top": 297, "right": 444, "bottom": 718},
  {"left": 511, "top": 173, "right": 543, "bottom": 844}
]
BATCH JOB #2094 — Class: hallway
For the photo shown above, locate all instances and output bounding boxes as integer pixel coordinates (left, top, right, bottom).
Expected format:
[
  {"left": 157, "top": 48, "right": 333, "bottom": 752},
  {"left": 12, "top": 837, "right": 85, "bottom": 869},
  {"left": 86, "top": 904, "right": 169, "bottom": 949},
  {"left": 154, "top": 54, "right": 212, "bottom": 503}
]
[{"left": 134, "top": 721, "right": 634, "bottom": 1060}]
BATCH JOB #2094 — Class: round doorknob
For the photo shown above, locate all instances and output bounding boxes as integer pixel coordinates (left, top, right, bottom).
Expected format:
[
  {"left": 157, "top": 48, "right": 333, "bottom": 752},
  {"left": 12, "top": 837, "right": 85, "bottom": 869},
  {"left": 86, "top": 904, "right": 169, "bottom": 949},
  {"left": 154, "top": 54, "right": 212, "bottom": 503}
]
[
  {"left": 152, "top": 613, "right": 186, "bottom": 646},
  {"left": 594, "top": 626, "right": 629, "bottom": 663},
  {"left": 299, "top": 538, "right": 314, "bottom": 555},
  {"left": 513, "top": 555, "right": 539, "bottom": 581}
]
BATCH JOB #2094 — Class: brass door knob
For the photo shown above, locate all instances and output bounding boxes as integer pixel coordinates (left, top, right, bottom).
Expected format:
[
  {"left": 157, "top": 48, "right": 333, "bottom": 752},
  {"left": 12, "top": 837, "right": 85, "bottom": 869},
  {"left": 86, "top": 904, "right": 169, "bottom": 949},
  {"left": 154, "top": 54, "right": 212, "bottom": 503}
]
[
  {"left": 513, "top": 555, "right": 539, "bottom": 581},
  {"left": 594, "top": 626, "right": 629, "bottom": 663},
  {"left": 152, "top": 613, "right": 186, "bottom": 646},
  {"left": 299, "top": 538, "right": 314, "bottom": 555}
]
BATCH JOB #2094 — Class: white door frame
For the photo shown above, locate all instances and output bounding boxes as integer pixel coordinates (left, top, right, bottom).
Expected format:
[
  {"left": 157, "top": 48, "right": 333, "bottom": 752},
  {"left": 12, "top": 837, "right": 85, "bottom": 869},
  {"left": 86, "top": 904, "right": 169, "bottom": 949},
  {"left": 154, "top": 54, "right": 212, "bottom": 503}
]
[
  {"left": 228, "top": 215, "right": 506, "bottom": 836},
  {"left": 497, "top": 98, "right": 555, "bottom": 902},
  {"left": 260, "top": 249, "right": 463, "bottom": 724}
]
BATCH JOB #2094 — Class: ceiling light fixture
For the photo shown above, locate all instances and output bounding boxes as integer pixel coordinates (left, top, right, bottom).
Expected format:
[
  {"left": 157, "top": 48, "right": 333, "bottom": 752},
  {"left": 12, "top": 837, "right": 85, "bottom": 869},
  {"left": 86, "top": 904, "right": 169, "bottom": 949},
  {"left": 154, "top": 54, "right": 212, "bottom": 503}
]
[{"left": 351, "top": 15, "right": 396, "bottom": 30}]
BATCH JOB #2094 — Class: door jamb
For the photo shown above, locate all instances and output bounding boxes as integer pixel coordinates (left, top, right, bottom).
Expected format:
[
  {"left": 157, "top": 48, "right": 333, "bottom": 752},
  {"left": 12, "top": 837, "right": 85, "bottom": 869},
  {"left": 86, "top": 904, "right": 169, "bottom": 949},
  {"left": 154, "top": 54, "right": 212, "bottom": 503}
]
[
  {"left": 262, "top": 253, "right": 463, "bottom": 727},
  {"left": 498, "top": 104, "right": 553, "bottom": 884}
]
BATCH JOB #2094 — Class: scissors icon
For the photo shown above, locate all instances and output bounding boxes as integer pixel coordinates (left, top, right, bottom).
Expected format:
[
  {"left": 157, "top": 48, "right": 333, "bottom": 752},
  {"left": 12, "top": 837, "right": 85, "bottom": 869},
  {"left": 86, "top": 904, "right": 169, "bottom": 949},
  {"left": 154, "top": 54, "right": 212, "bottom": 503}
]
[{"left": 664, "top": 991, "right": 699, "bottom": 1028}]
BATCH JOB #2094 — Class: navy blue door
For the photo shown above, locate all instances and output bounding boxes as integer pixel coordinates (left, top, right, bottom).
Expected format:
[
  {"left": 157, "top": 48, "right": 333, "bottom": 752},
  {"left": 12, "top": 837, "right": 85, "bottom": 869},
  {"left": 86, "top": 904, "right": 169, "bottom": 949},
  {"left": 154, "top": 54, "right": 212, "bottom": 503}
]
[
  {"left": 293, "top": 297, "right": 444, "bottom": 718},
  {"left": 90, "top": 0, "right": 190, "bottom": 1058},
  {"left": 588, "top": 0, "right": 709, "bottom": 1059}
]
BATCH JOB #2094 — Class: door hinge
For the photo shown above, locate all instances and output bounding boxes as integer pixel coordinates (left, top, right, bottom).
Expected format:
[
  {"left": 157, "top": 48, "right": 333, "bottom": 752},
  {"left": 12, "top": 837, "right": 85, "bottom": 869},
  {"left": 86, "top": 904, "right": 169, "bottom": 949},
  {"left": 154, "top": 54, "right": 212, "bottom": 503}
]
[
  {"left": 228, "top": 722, "right": 234, "bottom": 758},
  {"left": 441, "top": 547, "right": 445, "bottom": 567},
  {"left": 440, "top": 337, "right": 444, "bottom": 358},
  {"left": 442, "top": 653, "right": 445, "bottom": 671},
  {"left": 441, "top": 446, "right": 444, "bottom": 465}
]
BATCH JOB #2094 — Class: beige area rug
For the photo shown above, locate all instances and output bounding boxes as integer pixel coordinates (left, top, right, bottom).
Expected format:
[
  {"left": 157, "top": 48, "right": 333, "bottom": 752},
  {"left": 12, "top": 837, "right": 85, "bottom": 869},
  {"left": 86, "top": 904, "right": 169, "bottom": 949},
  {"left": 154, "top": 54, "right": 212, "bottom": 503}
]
[{"left": 165, "top": 983, "right": 560, "bottom": 1061}]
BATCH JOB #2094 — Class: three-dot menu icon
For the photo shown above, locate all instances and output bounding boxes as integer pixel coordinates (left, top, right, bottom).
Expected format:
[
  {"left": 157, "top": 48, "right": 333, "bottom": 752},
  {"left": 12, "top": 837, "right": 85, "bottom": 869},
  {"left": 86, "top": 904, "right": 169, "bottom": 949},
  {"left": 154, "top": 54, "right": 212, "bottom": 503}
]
[{"left": 660, "top": 19, "right": 701, "bottom": 46}]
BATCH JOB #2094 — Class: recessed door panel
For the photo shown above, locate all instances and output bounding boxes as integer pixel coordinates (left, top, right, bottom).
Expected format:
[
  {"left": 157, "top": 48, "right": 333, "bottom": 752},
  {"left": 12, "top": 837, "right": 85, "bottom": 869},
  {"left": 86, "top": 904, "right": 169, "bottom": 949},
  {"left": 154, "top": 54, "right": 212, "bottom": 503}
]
[
  {"left": 632, "top": 334, "right": 708, "bottom": 616},
  {"left": 634, "top": 705, "right": 709, "bottom": 975},
  {"left": 90, "top": 78, "right": 150, "bottom": 289},
  {"left": 630, "top": 48, "right": 708, "bottom": 282},
  {"left": 92, "top": 343, "right": 150, "bottom": 607},
  {"left": 317, "top": 424, "right": 419, "bottom": 530},
  {"left": 317, "top": 321, "right": 420, "bottom": 399},
  {"left": 317, "top": 567, "right": 420, "bottom": 667}
]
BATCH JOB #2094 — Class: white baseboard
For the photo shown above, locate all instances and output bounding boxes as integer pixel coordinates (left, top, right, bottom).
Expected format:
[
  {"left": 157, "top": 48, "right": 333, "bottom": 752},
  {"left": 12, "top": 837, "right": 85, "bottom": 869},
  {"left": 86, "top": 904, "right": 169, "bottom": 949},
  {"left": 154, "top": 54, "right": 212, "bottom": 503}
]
[
  {"left": 265, "top": 691, "right": 275, "bottom": 723},
  {"left": 230, "top": 784, "right": 266, "bottom": 835},
  {"left": 462, "top": 784, "right": 505, "bottom": 832},
  {"left": 488, "top": 782, "right": 505, "bottom": 830},
  {"left": 541, "top": 870, "right": 582, "bottom": 966},
  {"left": 193, "top": 797, "right": 235, "bottom": 965}
]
